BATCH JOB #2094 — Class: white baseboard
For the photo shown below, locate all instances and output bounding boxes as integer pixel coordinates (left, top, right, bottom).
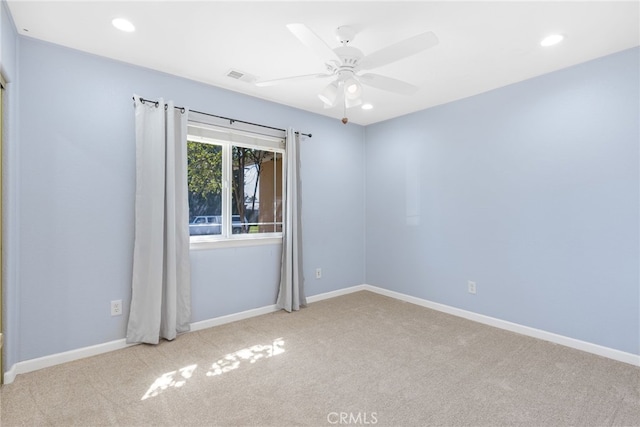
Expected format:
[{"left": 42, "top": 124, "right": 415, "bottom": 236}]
[
  {"left": 190, "top": 304, "right": 279, "bottom": 331},
  {"left": 306, "top": 284, "right": 368, "bottom": 303},
  {"left": 3, "top": 338, "right": 135, "bottom": 384},
  {"left": 4, "top": 283, "right": 638, "bottom": 384},
  {"left": 3, "top": 364, "right": 17, "bottom": 385},
  {"left": 361, "top": 284, "right": 640, "bottom": 367}
]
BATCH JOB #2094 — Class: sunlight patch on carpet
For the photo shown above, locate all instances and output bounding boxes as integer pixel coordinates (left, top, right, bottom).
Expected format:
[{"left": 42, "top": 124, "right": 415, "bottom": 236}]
[
  {"left": 141, "top": 364, "right": 197, "bottom": 400},
  {"left": 207, "top": 338, "right": 285, "bottom": 377},
  {"left": 140, "top": 338, "right": 285, "bottom": 400}
]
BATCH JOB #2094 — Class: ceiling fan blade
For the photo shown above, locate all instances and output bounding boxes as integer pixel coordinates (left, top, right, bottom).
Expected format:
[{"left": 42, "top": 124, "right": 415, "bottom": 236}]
[
  {"left": 359, "top": 31, "right": 438, "bottom": 70},
  {"left": 287, "top": 23, "right": 340, "bottom": 63},
  {"left": 255, "top": 73, "right": 332, "bottom": 87},
  {"left": 359, "top": 73, "right": 419, "bottom": 95}
]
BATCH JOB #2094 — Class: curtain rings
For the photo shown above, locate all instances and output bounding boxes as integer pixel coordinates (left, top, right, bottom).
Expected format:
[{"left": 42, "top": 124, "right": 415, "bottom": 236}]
[
  {"left": 163, "top": 104, "right": 186, "bottom": 114},
  {"left": 138, "top": 98, "right": 160, "bottom": 108},
  {"left": 133, "top": 97, "right": 187, "bottom": 114}
]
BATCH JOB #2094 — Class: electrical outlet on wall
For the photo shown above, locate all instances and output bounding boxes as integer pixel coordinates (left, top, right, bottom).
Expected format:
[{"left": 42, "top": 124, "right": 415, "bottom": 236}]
[
  {"left": 468, "top": 281, "right": 477, "bottom": 294},
  {"left": 111, "top": 300, "right": 123, "bottom": 316}
]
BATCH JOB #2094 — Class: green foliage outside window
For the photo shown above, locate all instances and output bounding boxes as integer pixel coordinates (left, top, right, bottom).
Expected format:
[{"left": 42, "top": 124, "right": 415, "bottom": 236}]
[{"left": 187, "top": 141, "right": 222, "bottom": 218}]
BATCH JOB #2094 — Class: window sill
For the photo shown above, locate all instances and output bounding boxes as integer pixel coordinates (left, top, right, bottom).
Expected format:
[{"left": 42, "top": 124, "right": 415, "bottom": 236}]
[{"left": 190, "top": 235, "right": 283, "bottom": 251}]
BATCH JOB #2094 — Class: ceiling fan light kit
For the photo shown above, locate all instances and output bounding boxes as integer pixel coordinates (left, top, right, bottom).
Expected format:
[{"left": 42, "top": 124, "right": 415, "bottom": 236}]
[
  {"left": 318, "top": 81, "right": 339, "bottom": 106},
  {"left": 344, "top": 77, "right": 362, "bottom": 99},
  {"left": 257, "top": 23, "right": 439, "bottom": 124}
]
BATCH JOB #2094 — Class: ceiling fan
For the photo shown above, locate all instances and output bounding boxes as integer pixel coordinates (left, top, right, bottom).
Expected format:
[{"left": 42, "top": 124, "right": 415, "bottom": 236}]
[{"left": 256, "top": 23, "right": 439, "bottom": 123}]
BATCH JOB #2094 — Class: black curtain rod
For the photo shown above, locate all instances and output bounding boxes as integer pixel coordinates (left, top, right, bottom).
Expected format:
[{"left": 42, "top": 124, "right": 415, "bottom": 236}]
[{"left": 134, "top": 96, "right": 312, "bottom": 138}]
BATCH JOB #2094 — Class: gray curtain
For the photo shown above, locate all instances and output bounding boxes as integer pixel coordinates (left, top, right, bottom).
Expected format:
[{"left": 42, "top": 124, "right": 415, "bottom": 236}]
[
  {"left": 126, "top": 95, "right": 191, "bottom": 344},
  {"left": 276, "top": 128, "right": 306, "bottom": 312}
]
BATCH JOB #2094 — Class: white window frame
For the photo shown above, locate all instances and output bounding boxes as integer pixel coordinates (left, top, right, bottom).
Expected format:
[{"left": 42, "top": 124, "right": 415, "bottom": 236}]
[{"left": 187, "top": 121, "right": 285, "bottom": 250}]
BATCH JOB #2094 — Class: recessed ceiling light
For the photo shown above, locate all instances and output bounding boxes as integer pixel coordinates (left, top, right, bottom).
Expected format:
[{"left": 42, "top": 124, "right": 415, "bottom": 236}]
[
  {"left": 362, "top": 103, "right": 373, "bottom": 110},
  {"left": 112, "top": 18, "right": 135, "bottom": 33},
  {"left": 540, "top": 34, "right": 564, "bottom": 47}
]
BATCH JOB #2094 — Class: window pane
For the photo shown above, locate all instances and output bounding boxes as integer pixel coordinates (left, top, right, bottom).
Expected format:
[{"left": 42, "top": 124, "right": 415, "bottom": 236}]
[
  {"left": 187, "top": 141, "right": 222, "bottom": 236},
  {"left": 232, "top": 147, "right": 282, "bottom": 234}
]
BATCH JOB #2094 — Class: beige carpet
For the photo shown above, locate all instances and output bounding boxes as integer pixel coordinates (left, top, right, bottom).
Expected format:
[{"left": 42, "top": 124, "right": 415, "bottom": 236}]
[{"left": 1, "top": 291, "right": 639, "bottom": 426}]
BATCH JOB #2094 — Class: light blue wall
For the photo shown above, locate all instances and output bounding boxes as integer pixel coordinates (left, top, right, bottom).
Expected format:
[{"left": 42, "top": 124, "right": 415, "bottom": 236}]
[
  {"left": 15, "top": 37, "right": 365, "bottom": 362},
  {"left": 1, "top": 0, "right": 20, "bottom": 371},
  {"left": 365, "top": 48, "right": 640, "bottom": 355}
]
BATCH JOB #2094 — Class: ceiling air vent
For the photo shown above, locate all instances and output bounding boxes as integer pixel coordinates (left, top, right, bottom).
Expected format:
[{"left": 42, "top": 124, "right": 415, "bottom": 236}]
[{"left": 226, "top": 69, "right": 256, "bottom": 83}]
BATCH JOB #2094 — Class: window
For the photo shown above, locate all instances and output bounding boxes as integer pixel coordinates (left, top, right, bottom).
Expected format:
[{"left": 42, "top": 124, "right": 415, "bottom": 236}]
[{"left": 187, "top": 120, "right": 284, "bottom": 244}]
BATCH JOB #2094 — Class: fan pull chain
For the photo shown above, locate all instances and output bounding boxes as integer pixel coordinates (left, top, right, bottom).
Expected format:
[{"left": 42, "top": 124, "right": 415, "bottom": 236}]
[{"left": 342, "top": 93, "right": 349, "bottom": 125}]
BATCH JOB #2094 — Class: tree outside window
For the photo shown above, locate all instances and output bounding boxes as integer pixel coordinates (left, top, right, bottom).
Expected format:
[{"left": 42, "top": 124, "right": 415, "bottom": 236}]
[{"left": 187, "top": 138, "right": 283, "bottom": 238}]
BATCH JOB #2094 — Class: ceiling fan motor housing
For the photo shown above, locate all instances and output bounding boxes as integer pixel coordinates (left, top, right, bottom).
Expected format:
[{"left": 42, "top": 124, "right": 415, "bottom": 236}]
[{"left": 333, "top": 46, "right": 363, "bottom": 69}]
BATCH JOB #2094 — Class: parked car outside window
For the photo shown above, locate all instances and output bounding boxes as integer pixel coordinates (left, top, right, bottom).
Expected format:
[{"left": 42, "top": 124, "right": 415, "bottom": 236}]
[{"left": 189, "top": 215, "right": 221, "bottom": 235}]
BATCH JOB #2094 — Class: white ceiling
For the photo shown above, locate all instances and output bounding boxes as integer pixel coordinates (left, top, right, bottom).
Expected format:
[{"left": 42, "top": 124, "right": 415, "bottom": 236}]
[{"left": 7, "top": 1, "right": 640, "bottom": 125}]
